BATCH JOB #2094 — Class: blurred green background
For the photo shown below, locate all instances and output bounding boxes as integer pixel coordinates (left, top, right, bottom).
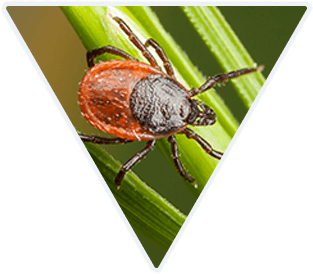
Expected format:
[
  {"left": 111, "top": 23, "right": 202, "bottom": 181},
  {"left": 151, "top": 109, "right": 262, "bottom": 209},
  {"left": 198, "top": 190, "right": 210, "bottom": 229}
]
[{"left": 7, "top": 6, "right": 306, "bottom": 267}]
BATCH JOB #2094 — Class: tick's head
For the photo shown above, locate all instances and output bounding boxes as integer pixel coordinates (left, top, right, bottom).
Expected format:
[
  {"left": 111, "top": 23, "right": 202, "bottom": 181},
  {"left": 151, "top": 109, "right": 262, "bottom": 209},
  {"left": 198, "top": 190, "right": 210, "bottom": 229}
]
[{"left": 187, "top": 99, "right": 216, "bottom": 126}]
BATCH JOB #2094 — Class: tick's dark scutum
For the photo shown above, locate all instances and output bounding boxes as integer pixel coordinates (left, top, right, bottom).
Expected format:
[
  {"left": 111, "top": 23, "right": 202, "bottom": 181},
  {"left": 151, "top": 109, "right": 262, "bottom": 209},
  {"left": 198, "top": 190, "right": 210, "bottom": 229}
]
[{"left": 130, "top": 75, "right": 191, "bottom": 135}]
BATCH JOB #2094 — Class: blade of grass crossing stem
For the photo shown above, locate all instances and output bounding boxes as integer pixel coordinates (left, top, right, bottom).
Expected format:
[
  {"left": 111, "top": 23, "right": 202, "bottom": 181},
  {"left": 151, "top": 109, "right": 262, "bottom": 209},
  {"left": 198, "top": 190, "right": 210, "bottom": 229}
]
[{"left": 181, "top": 6, "right": 265, "bottom": 109}]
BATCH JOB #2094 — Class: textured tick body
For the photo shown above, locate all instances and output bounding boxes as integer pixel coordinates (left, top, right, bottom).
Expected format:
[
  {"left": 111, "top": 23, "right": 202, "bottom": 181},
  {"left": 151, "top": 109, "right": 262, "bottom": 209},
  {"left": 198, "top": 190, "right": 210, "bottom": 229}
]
[
  {"left": 79, "top": 16, "right": 263, "bottom": 188},
  {"left": 79, "top": 60, "right": 192, "bottom": 141},
  {"left": 130, "top": 74, "right": 191, "bottom": 135}
]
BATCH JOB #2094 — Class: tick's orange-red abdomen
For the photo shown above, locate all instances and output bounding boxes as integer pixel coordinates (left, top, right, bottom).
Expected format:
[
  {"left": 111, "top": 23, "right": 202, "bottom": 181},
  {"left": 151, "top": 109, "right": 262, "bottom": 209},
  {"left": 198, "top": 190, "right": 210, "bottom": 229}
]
[{"left": 79, "top": 60, "right": 166, "bottom": 141}]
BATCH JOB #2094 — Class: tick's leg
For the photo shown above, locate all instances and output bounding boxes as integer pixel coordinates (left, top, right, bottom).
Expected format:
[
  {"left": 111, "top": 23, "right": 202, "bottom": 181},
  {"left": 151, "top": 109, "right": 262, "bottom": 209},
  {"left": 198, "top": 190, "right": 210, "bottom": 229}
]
[
  {"left": 168, "top": 135, "right": 196, "bottom": 188},
  {"left": 86, "top": 46, "right": 138, "bottom": 68},
  {"left": 115, "top": 140, "right": 157, "bottom": 188},
  {"left": 79, "top": 134, "right": 133, "bottom": 144},
  {"left": 113, "top": 17, "right": 161, "bottom": 71},
  {"left": 180, "top": 128, "right": 223, "bottom": 160},
  {"left": 144, "top": 38, "right": 175, "bottom": 78},
  {"left": 189, "top": 65, "right": 264, "bottom": 97}
]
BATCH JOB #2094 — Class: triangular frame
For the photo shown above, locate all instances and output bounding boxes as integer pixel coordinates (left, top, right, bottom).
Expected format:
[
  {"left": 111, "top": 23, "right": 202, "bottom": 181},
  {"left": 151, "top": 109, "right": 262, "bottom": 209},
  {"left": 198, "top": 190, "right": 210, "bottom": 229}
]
[{"left": 2, "top": 2, "right": 311, "bottom": 272}]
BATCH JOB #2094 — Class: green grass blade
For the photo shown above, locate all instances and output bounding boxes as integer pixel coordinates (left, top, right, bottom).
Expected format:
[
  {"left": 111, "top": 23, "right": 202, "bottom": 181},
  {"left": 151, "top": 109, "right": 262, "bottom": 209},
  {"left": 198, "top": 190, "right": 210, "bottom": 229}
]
[{"left": 181, "top": 6, "right": 265, "bottom": 108}]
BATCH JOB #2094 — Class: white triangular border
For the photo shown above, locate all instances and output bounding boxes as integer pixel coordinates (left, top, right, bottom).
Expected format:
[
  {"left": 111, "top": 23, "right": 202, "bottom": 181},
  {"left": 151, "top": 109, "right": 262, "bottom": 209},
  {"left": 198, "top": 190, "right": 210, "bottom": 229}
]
[{"left": 2, "top": 2, "right": 311, "bottom": 272}]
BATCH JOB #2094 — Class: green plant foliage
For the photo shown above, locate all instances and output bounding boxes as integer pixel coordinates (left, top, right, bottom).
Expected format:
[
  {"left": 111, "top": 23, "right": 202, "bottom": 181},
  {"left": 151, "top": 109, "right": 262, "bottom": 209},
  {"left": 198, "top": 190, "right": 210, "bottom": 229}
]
[{"left": 61, "top": 5, "right": 264, "bottom": 251}]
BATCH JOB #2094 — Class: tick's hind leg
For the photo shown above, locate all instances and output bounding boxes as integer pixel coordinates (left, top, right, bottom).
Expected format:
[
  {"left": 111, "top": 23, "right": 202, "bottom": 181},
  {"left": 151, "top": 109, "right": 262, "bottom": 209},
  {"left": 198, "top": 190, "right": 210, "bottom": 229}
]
[
  {"left": 86, "top": 46, "right": 138, "bottom": 68},
  {"left": 189, "top": 65, "right": 264, "bottom": 97},
  {"left": 113, "top": 17, "right": 161, "bottom": 71},
  {"left": 144, "top": 38, "right": 175, "bottom": 78},
  {"left": 168, "top": 135, "right": 197, "bottom": 188},
  {"left": 180, "top": 128, "right": 223, "bottom": 160},
  {"left": 115, "top": 140, "right": 157, "bottom": 188},
  {"left": 79, "top": 134, "right": 133, "bottom": 144}
]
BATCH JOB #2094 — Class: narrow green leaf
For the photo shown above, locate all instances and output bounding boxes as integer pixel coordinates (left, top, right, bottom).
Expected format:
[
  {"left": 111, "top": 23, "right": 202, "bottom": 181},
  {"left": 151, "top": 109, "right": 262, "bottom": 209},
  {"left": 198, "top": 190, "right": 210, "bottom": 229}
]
[{"left": 181, "top": 6, "right": 265, "bottom": 108}]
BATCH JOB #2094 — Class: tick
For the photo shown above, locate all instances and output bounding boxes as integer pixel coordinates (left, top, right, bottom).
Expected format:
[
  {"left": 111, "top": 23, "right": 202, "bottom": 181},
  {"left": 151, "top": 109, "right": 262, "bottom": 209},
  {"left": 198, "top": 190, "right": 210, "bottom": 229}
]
[{"left": 79, "top": 17, "right": 263, "bottom": 188}]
